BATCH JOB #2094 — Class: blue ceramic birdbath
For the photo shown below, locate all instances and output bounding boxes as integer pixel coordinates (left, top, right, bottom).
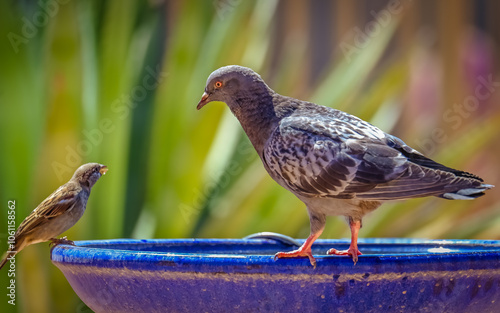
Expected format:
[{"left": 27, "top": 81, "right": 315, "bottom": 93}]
[{"left": 51, "top": 237, "right": 500, "bottom": 313}]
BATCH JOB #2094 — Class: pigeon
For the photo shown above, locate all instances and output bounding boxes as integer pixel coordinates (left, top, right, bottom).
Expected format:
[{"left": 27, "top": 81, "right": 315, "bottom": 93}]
[
  {"left": 197, "top": 65, "right": 493, "bottom": 267},
  {"left": 0, "top": 163, "right": 108, "bottom": 270}
]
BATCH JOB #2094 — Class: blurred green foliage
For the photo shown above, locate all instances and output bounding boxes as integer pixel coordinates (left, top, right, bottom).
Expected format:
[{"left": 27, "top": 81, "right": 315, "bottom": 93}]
[{"left": 0, "top": 0, "right": 499, "bottom": 312}]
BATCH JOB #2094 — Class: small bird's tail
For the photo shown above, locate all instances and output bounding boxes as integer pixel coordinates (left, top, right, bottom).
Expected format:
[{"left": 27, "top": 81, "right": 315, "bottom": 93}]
[
  {"left": 0, "top": 255, "right": 7, "bottom": 270},
  {"left": 0, "top": 251, "right": 17, "bottom": 271},
  {"left": 441, "top": 184, "right": 495, "bottom": 200},
  {"left": 0, "top": 237, "right": 24, "bottom": 271}
]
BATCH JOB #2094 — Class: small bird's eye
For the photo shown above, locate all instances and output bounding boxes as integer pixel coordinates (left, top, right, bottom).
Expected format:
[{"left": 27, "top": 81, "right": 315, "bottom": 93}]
[{"left": 214, "top": 81, "right": 223, "bottom": 88}]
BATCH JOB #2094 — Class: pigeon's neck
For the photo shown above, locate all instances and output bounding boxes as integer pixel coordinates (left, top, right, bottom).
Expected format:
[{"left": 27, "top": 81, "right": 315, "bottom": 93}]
[{"left": 230, "top": 89, "right": 280, "bottom": 155}]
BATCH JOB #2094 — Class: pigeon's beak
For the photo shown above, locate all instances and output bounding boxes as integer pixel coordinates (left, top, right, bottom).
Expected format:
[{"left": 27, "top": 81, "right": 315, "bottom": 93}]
[
  {"left": 99, "top": 166, "right": 108, "bottom": 175},
  {"left": 197, "top": 92, "right": 209, "bottom": 110}
]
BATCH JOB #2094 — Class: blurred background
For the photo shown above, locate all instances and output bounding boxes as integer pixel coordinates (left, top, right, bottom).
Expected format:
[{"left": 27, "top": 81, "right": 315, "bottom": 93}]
[{"left": 1, "top": 0, "right": 499, "bottom": 312}]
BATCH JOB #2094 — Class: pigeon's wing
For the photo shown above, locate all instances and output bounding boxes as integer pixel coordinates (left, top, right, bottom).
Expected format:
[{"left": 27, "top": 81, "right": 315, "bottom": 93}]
[
  {"left": 263, "top": 109, "right": 408, "bottom": 199},
  {"left": 263, "top": 107, "right": 483, "bottom": 200},
  {"left": 15, "top": 184, "right": 81, "bottom": 236}
]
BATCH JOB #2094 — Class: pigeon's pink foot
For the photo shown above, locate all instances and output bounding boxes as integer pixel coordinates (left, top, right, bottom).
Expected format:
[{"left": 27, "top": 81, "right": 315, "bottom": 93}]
[
  {"left": 49, "top": 236, "right": 75, "bottom": 247},
  {"left": 274, "top": 232, "right": 322, "bottom": 268},
  {"left": 327, "top": 218, "right": 363, "bottom": 264},
  {"left": 327, "top": 247, "right": 362, "bottom": 264},
  {"left": 275, "top": 247, "right": 316, "bottom": 268}
]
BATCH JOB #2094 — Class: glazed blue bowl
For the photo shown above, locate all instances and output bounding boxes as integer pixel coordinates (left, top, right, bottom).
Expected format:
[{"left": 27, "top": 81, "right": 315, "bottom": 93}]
[{"left": 51, "top": 238, "right": 500, "bottom": 313}]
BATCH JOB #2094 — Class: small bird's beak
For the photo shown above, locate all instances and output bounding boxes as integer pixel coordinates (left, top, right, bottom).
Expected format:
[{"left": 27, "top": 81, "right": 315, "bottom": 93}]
[
  {"left": 197, "top": 92, "right": 209, "bottom": 110},
  {"left": 99, "top": 166, "right": 108, "bottom": 175}
]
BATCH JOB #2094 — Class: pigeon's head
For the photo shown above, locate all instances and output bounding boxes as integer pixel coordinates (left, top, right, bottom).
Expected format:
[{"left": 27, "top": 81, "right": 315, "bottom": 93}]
[
  {"left": 197, "top": 65, "right": 270, "bottom": 111},
  {"left": 72, "top": 163, "right": 108, "bottom": 188}
]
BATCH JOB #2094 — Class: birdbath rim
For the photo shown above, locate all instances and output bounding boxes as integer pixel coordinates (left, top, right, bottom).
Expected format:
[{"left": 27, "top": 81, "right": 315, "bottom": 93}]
[{"left": 51, "top": 237, "right": 500, "bottom": 273}]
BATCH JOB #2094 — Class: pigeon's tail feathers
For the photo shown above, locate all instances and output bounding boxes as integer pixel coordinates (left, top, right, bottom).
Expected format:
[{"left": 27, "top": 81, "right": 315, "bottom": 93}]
[
  {"left": 441, "top": 184, "right": 494, "bottom": 200},
  {"left": 387, "top": 135, "right": 484, "bottom": 181},
  {"left": 353, "top": 164, "right": 493, "bottom": 201}
]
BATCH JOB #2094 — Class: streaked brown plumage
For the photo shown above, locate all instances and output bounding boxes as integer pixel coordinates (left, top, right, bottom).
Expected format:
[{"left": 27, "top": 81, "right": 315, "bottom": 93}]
[
  {"left": 0, "top": 163, "right": 107, "bottom": 270},
  {"left": 197, "top": 65, "right": 494, "bottom": 267}
]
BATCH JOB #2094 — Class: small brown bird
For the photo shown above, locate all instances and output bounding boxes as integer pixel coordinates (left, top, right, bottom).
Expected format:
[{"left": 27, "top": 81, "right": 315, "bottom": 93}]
[
  {"left": 0, "top": 163, "right": 107, "bottom": 270},
  {"left": 197, "top": 65, "right": 494, "bottom": 267}
]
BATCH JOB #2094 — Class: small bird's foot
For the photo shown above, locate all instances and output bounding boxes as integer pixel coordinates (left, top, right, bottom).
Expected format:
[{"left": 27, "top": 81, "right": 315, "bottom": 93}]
[
  {"left": 49, "top": 236, "right": 75, "bottom": 247},
  {"left": 327, "top": 247, "right": 362, "bottom": 264},
  {"left": 274, "top": 248, "right": 317, "bottom": 268}
]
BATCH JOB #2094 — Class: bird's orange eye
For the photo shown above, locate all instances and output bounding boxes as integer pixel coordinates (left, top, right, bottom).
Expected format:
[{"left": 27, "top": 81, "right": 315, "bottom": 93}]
[{"left": 214, "top": 81, "right": 223, "bottom": 88}]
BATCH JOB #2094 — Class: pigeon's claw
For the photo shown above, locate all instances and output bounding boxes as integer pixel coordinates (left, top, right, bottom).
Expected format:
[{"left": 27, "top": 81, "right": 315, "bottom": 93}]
[
  {"left": 327, "top": 247, "right": 362, "bottom": 264},
  {"left": 274, "top": 232, "right": 321, "bottom": 268},
  {"left": 49, "top": 236, "right": 75, "bottom": 247},
  {"left": 326, "top": 218, "right": 363, "bottom": 264},
  {"left": 275, "top": 248, "right": 317, "bottom": 268}
]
